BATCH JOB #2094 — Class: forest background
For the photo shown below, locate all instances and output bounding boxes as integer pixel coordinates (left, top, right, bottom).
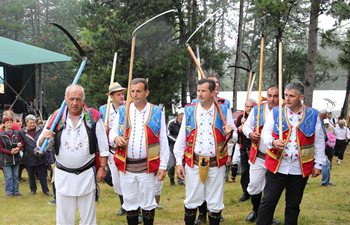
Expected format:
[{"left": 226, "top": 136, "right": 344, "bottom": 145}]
[{"left": 1, "top": 0, "right": 350, "bottom": 116}]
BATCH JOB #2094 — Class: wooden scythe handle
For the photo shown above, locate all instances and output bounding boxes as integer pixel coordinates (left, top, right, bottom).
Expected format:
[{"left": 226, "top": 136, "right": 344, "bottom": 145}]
[
  {"left": 104, "top": 52, "right": 118, "bottom": 128},
  {"left": 256, "top": 35, "right": 264, "bottom": 132},
  {"left": 243, "top": 70, "right": 254, "bottom": 119},
  {"left": 278, "top": 41, "right": 283, "bottom": 140},
  {"left": 123, "top": 36, "right": 136, "bottom": 139},
  {"left": 186, "top": 44, "right": 206, "bottom": 79}
]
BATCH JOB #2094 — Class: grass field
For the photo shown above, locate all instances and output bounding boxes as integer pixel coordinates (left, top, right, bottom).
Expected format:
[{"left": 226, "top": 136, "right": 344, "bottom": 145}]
[{"left": 1, "top": 150, "right": 350, "bottom": 225}]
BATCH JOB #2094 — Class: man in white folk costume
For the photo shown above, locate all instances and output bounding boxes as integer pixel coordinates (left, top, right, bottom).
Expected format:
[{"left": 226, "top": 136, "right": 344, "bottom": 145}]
[
  {"left": 99, "top": 82, "right": 127, "bottom": 216},
  {"left": 38, "top": 84, "right": 109, "bottom": 225},
  {"left": 110, "top": 78, "right": 169, "bottom": 225},
  {"left": 174, "top": 79, "right": 234, "bottom": 225}
]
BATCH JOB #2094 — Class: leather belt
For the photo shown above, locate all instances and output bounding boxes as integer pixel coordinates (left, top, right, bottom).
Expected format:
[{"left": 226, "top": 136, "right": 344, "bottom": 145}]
[
  {"left": 256, "top": 151, "right": 266, "bottom": 160},
  {"left": 126, "top": 158, "right": 147, "bottom": 173},
  {"left": 56, "top": 158, "right": 95, "bottom": 175},
  {"left": 193, "top": 154, "right": 218, "bottom": 167}
]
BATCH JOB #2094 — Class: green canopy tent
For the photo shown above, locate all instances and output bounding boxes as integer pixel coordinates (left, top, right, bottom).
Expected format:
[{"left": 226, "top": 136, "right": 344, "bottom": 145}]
[{"left": 0, "top": 36, "right": 71, "bottom": 119}]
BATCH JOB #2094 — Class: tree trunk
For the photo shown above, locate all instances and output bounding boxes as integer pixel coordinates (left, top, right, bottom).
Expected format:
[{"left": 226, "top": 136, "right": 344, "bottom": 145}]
[
  {"left": 203, "top": 0, "right": 207, "bottom": 18},
  {"left": 341, "top": 69, "right": 350, "bottom": 119},
  {"left": 186, "top": 0, "right": 198, "bottom": 101},
  {"left": 232, "top": 0, "right": 244, "bottom": 112},
  {"left": 219, "top": 1, "right": 226, "bottom": 50},
  {"left": 304, "top": 0, "right": 320, "bottom": 106},
  {"left": 176, "top": 1, "right": 190, "bottom": 106}
]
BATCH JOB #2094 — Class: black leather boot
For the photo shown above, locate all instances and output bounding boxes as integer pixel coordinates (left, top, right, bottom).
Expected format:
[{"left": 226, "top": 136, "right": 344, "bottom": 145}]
[
  {"left": 126, "top": 210, "right": 139, "bottom": 225},
  {"left": 195, "top": 201, "right": 207, "bottom": 225},
  {"left": 116, "top": 195, "right": 125, "bottom": 216},
  {"left": 231, "top": 164, "right": 238, "bottom": 182},
  {"left": 142, "top": 209, "right": 155, "bottom": 225},
  {"left": 208, "top": 211, "right": 222, "bottom": 225},
  {"left": 185, "top": 207, "right": 197, "bottom": 225}
]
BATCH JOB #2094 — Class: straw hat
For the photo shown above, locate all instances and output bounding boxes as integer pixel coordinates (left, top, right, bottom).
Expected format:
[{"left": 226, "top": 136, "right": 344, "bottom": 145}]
[{"left": 108, "top": 82, "right": 126, "bottom": 95}]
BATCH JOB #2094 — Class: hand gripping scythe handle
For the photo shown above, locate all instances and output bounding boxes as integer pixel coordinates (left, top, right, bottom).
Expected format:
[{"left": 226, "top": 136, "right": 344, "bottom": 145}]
[{"left": 40, "top": 24, "right": 87, "bottom": 153}]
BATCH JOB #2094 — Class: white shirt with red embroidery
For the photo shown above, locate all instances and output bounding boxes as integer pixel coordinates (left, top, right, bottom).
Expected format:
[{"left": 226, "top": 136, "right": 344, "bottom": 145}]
[
  {"left": 262, "top": 107, "right": 325, "bottom": 175},
  {"left": 243, "top": 104, "right": 273, "bottom": 154},
  {"left": 109, "top": 102, "right": 169, "bottom": 170},
  {"left": 174, "top": 102, "right": 234, "bottom": 165}
]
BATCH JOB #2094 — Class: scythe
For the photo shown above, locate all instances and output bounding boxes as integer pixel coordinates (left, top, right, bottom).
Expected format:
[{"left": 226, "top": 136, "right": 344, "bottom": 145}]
[{"left": 39, "top": 23, "right": 87, "bottom": 153}]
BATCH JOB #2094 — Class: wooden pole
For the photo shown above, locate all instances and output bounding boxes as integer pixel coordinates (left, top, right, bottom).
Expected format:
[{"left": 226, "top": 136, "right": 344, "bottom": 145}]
[
  {"left": 256, "top": 35, "right": 264, "bottom": 132},
  {"left": 104, "top": 52, "right": 118, "bottom": 127},
  {"left": 243, "top": 70, "right": 253, "bottom": 117},
  {"left": 186, "top": 44, "right": 228, "bottom": 125},
  {"left": 123, "top": 36, "right": 136, "bottom": 139},
  {"left": 278, "top": 40, "right": 283, "bottom": 140},
  {"left": 186, "top": 44, "right": 206, "bottom": 79},
  {"left": 196, "top": 45, "right": 201, "bottom": 81}
]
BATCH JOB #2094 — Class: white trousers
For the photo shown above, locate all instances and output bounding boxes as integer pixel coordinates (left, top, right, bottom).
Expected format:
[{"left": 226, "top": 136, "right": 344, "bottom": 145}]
[
  {"left": 120, "top": 171, "right": 157, "bottom": 211},
  {"left": 231, "top": 144, "right": 241, "bottom": 165},
  {"left": 56, "top": 190, "right": 96, "bottom": 225},
  {"left": 247, "top": 157, "right": 266, "bottom": 195},
  {"left": 154, "top": 178, "right": 163, "bottom": 196},
  {"left": 184, "top": 164, "right": 225, "bottom": 213},
  {"left": 108, "top": 152, "right": 122, "bottom": 195}
]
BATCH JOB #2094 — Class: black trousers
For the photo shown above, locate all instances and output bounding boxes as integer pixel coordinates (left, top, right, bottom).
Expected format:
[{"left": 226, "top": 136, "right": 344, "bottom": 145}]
[
  {"left": 239, "top": 148, "right": 250, "bottom": 196},
  {"left": 26, "top": 164, "right": 49, "bottom": 193},
  {"left": 256, "top": 171, "right": 308, "bottom": 225},
  {"left": 334, "top": 139, "right": 347, "bottom": 160}
]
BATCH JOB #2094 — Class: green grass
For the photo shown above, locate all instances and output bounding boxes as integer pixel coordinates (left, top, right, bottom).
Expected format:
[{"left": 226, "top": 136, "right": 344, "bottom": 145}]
[{"left": 1, "top": 150, "right": 350, "bottom": 225}]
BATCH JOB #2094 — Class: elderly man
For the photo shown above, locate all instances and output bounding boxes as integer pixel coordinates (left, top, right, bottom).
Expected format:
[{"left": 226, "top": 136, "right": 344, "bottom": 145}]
[
  {"left": 242, "top": 86, "right": 280, "bottom": 224},
  {"left": 236, "top": 99, "right": 256, "bottom": 203},
  {"left": 110, "top": 78, "right": 169, "bottom": 225},
  {"left": 37, "top": 84, "right": 109, "bottom": 225},
  {"left": 174, "top": 79, "right": 234, "bottom": 225},
  {"left": 20, "top": 114, "right": 50, "bottom": 196},
  {"left": 99, "top": 82, "right": 126, "bottom": 216},
  {"left": 256, "top": 82, "right": 325, "bottom": 225}
]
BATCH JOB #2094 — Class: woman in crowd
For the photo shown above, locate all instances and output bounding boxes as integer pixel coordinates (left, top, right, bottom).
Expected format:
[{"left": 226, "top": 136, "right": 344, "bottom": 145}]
[{"left": 0, "top": 115, "right": 24, "bottom": 196}]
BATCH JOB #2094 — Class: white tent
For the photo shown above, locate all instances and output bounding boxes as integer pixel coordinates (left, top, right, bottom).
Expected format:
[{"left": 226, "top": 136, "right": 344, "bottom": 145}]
[{"left": 218, "top": 90, "right": 346, "bottom": 112}]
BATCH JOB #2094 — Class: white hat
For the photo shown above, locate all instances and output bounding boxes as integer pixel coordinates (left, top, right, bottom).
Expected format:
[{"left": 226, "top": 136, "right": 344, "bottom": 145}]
[
  {"left": 108, "top": 82, "right": 126, "bottom": 95},
  {"left": 177, "top": 108, "right": 184, "bottom": 114},
  {"left": 323, "top": 119, "right": 330, "bottom": 124},
  {"left": 319, "top": 109, "right": 327, "bottom": 114},
  {"left": 338, "top": 119, "right": 346, "bottom": 125}
]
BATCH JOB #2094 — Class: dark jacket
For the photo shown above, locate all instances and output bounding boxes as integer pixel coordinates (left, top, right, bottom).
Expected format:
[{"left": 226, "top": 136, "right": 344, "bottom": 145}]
[
  {"left": 236, "top": 113, "right": 252, "bottom": 150},
  {"left": 20, "top": 126, "right": 46, "bottom": 167},
  {"left": 0, "top": 130, "right": 23, "bottom": 166}
]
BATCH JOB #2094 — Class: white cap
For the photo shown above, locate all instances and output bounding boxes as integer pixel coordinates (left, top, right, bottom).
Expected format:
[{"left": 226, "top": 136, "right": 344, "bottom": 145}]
[
  {"left": 319, "top": 109, "right": 327, "bottom": 113},
  {"left": 323, "top": 119, "right": 330, "bottom": 124},
  {"left": 177, "top": 108, "right": 184, "bottom": 114}
]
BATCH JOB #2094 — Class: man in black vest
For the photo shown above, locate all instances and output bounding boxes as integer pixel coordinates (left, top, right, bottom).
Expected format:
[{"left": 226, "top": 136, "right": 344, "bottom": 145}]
[{"left": 38, "top": 84, "right": 109, "bottom": 225}]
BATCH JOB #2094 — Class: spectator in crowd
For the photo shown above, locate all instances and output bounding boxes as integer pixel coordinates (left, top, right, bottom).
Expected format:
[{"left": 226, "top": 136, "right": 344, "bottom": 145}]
[
  {"left": 334, "top": 119, "right": 350, "bottom": 165},
  {"left": 321, "top": 119, "right": 336, "bottom": 186},
  {"left": 20, "top": 114, "right": 50, "bottom": 196},
  {"left": 0, "top": 115, "right": 24, "bottom": 196},
  {"left": 0, "top": 110, "right": 21, "bottom": 132}
]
